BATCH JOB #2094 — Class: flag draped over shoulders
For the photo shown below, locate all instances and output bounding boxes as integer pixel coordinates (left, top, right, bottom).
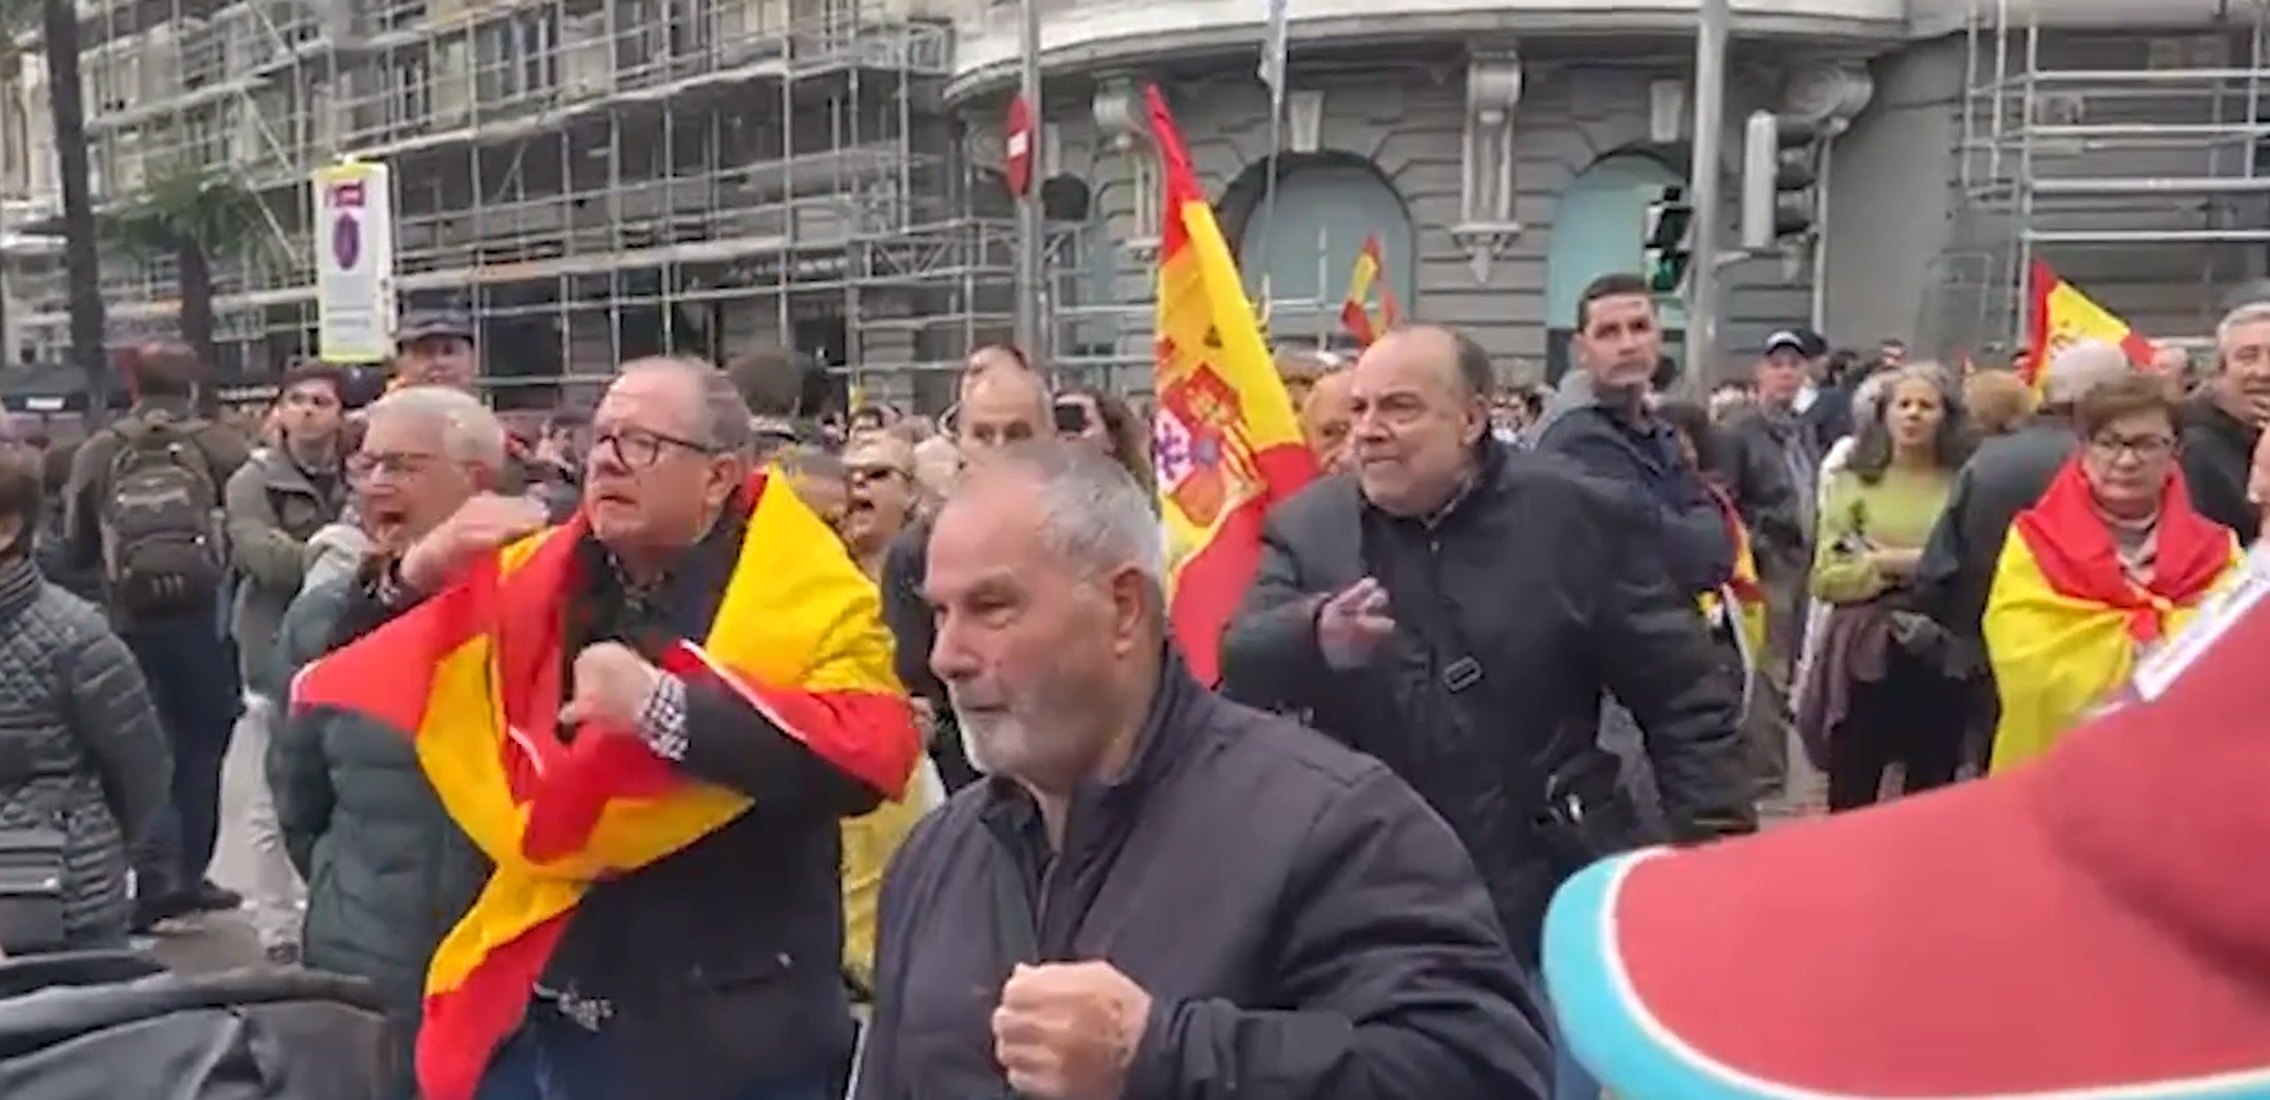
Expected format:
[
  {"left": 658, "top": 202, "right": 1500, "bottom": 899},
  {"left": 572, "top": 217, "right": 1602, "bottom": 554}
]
[
  {"left": 1985, "top": 458, "right": 2235, "bottom": 772},
  {"left": 1698, "top": 485, "right": 1767, "bottom": 669},
  {"left": 1146, "top": 84, "right": 1319, "bottom": 685},
  {"left": 290, "top": 471, "right": 916, "bottom": 1100}
]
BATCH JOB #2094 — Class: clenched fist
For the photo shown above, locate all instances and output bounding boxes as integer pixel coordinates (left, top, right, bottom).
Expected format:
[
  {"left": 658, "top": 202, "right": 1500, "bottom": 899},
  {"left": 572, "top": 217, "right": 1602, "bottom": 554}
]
[
  {"left": 557, "top": 642, "right": 665, "bottom": 733},
  {"left": 992, "top": 961, "right": 1152, "bottom": 1100}
]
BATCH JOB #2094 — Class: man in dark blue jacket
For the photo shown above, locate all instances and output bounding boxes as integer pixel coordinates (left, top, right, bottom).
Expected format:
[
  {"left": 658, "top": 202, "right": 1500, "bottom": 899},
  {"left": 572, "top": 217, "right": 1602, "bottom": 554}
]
[
  {"left": 1530, "top": 273, "right": 1734, "bottom": 595},
  {"left": 860, "top": 441, "right": 1549, "bottom": 1100}
]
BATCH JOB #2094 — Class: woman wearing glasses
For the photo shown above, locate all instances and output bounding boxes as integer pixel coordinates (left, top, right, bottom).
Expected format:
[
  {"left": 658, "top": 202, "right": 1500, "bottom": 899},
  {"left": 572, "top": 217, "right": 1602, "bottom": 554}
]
[{"left": 1985, "top": 374, "right": 2242, "bottom": 772}]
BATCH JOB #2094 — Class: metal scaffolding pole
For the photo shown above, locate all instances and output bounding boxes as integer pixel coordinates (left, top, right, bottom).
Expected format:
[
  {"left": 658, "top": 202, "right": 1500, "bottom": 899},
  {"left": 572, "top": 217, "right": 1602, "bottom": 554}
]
[
  {"left": 1683, "top": 0, "right": 1729, "bottom": 392},
  {"left": 1013, "top": 0, "right": 1045, "bottom": 358}
]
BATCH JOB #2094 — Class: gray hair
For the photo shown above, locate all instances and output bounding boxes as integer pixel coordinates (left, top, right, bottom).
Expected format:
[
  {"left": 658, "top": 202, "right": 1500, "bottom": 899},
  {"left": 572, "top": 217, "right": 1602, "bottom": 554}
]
[
  {"left": 617, "top": 355, "right": 755, "bottom": 456},
  {"left": 365, "top": 385, "right": 507, "bottom": 471},
  {"left": 958, "top": 440, "right": 1165, "bottom": 596},
  {"left": 2040, "top": 339, "right": 2134, "bottom": 407},
  {"left": 2217, "top": 300, "right": 2270, "bottom": 347}
]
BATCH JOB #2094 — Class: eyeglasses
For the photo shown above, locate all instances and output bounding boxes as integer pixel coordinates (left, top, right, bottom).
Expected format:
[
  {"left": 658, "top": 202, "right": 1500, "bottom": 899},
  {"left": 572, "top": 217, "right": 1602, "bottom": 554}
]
[
  {"left": 849, "top": 464, "right": 910, "bottom": 487},
  {"left": 591, "top": 426, "right": 716, "bottom": 469},
  {"left": 2087, "top": 433, "right": 2177, "bottom": 463},
  {"left": 347, "top": 450, "right": 442, "bottom": 481}
]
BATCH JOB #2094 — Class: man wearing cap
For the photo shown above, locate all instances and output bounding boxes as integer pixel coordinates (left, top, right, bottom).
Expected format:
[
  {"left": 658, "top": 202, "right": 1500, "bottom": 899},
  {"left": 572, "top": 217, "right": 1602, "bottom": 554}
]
[
  {"left": 1542, "top": 537, "right": 2270, "bottom": 1100},
  {"left": 1714, "top": 330, "right": 1820, "bottom": 801},
  {"left": 393, "top": 310, "right": 479, "bottom": 391}
]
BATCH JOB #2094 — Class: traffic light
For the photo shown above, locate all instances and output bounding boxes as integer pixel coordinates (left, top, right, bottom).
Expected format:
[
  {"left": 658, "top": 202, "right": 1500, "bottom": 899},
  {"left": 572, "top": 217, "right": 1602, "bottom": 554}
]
[
  {"left": 1741, "top": 109, "right": 1820, "bottom": 250},
  {"left": 1643, "top": 184, "right": 1694, "bottom": 294}
]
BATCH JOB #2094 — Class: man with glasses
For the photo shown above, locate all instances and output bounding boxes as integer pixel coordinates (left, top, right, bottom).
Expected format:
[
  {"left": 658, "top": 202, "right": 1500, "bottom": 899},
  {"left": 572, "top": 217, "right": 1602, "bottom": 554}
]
[
  {"left": 373, "top": 356, "right": 909, "bottom": 1100},
  {"left": 270, "top": 384, "right": 514, "bottom": 1098}
]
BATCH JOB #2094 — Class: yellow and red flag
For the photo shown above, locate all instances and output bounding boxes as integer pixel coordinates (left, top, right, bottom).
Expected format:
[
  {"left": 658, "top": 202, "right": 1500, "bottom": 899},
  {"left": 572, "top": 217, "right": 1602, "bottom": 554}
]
[
  {"left": 1146, "top": 85, "right": 1319, "bottom": 685},
  {"left": 2022, "top": 260, "right": 2158, "bottom": 393},
  {"left": 1698, "top": 486, "right": 1767, "bottom": 668},
  {"left": 290, "top": 472, "right": 916, "bottom": 1100},
  {"left": 1984, "top": 457, "right": 2235, "bottom": 773},
  {"left": 1340, "top": 234, "right": 1402, "bottom": 347}
]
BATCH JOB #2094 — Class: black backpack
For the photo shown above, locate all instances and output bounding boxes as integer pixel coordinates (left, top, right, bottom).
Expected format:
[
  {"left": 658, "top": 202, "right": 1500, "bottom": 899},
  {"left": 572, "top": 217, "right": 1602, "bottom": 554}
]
[{"left": 97, "top": 414, "right": 224, "bottom": 615}]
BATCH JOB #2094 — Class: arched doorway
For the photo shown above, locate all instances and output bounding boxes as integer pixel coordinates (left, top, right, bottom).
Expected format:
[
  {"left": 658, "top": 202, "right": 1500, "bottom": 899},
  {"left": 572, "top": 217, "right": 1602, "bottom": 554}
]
[
  {"left": 1544, "top": 151, "right": 1687, "bottom": 384},
  {"left": 1221, "top": 153, "right": 1414, "bottom": 345}
]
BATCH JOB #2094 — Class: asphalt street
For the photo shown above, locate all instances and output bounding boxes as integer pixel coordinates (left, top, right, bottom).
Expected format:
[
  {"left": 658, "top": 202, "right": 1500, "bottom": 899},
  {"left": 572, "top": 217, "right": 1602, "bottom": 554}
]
[{"left": 144, "top": 711, "right": 270, "bottom": 974}]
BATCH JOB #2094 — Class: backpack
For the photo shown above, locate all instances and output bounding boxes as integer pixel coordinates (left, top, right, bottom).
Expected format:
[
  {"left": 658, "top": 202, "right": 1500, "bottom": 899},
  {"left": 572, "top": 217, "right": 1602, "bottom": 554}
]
[{"left": 97, "top": 414, "right": 224, "bottom": 615}]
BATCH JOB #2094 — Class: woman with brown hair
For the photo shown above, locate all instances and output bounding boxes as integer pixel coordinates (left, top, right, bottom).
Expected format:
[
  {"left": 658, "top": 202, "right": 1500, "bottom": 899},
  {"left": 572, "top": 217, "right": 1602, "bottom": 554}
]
[
  {"left": 0, "top": 446, "right": 170, "bottom": 951},
  {"left": 1802, "top": 364, "right": 1975, "bottom": 810}
]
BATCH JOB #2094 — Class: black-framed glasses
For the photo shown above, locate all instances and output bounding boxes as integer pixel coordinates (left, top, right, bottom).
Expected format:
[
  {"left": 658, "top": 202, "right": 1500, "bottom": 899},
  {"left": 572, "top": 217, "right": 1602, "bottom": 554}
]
[
  {"left": 2087, "top": 433, "right": 2177, "bottom": 463},
  {"left": 592, "top": 426, "right": 716, "bottom": 469},
  {"left": 849, "top": 464, "right": 911, "bottom": 488}
]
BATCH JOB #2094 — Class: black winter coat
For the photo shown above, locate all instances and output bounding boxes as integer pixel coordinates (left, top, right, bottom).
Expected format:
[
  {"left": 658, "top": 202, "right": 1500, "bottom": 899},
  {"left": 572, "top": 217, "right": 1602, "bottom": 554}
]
[
  {"left": 0, "top": 555, "right": 170, "bottom": 949},
  {"left": 857, "top": 654, "right": 1551, "bottom": 1100},
  {"left": 1220, "top": 448, "right": 1755, "bottom": 957}
]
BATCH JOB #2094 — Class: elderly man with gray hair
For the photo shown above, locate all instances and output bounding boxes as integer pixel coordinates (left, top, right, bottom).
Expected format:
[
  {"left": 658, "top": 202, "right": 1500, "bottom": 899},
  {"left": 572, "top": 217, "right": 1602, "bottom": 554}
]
[
  {"left": 1914, "top": 338, "right": 2135, "bottom": 767},
  {"left": 2177, "top": 300, "right": 2270, "bottom": 543},
  {"left": 857, "top": 439, "right": 1551, "bottom": 1100},
  {"left": 267, "top": 383, "right": 513, "bottom": 1098}
]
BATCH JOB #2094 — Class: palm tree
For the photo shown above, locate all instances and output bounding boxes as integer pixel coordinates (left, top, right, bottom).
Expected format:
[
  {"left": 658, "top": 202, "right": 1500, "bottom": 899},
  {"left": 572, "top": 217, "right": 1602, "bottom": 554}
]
[
  {"left": 36, "top": 0, "right": 105, "bottom": 420},
  {"left": 104, "top": 161, "right": 265, "bottom": 414}
]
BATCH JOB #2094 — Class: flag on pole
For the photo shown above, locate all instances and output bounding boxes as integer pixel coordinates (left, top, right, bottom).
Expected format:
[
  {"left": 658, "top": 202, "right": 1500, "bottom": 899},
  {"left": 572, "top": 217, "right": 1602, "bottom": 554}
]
[
  {"left": 1340, "top": 234, "right": 1401, "bottom": 347},
  {"left": 1259, "top": 0, "right": 1290, "bottom": 107},
  {"left": 1146, "top": 85, "right": 1319, "bottom": 686},
  {"left": 2022, "top": 260, "right": 2157, "bottom": 393}
]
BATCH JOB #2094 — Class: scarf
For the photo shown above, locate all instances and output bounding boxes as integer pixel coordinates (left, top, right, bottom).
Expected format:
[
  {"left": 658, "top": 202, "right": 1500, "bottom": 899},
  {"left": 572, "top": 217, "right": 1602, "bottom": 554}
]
[{"left": 1985, "top": 458, "right": 2235, "bottom": 772}]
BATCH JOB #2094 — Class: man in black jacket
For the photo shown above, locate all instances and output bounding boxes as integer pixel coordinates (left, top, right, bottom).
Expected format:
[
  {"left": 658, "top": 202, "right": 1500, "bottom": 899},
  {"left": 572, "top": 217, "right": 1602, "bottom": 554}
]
[
  {"left": 1223, "top": 324, "right": 1755, "bottom": 963},
  {"left": 1530, "top": 274, "right": 1734, "bottom": 596},
  {"left": 860, "top": 441, "right": 1548, "bottom": 1100},
  {"left": 2179, "top": 301, "right": 2270, "bottom": 543}
]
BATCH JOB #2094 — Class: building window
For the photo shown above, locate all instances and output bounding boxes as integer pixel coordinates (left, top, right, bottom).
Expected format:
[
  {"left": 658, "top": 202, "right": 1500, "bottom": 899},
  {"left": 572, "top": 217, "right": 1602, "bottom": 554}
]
[
  {"left": 476, "top": 9, "right": 560, "bottom": 105},
  {"left": 391, "top": 51, "right": 431, "bottom": 127}
]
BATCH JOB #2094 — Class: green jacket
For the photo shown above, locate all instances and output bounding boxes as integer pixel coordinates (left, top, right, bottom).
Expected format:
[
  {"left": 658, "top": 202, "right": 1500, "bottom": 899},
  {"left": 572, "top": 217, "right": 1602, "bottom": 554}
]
[{"left": 267, "top": 573, "right": 488, "bottom": 1014}]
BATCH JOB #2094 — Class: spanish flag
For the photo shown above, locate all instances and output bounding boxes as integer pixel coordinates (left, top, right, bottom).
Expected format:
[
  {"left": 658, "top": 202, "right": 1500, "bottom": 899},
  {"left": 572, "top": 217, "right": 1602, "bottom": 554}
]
[
  {"left": 290, "top": 472, "right": 916, "bottom": 1100},
  {"left": 1698, "top": 486, "right": 1768, "bottom": 669},
  {"left": 1984, "top": 457, "right": 2235, "bottom": 773},
  {"left": 1340, "top": 234, "right": 1401, "bottom": 348},
  {"left": 1146, "top": 85, "right": 1319, "bottom": 686},
  {"left": 2022, "top": 261, "right": 2157, "bottom": 394}
]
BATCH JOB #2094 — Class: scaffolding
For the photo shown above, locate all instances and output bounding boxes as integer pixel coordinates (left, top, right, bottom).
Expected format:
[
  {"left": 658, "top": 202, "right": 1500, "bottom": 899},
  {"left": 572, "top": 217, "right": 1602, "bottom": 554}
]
[
  {"left": 8, "top": 0, "right": 985, "bottom": 389},
  {"left": 1931, "top": 0, "right": 2270, "bottom": 356},
  {"left": 5, "top": 0, "right": 1353, "bottom": 403}
]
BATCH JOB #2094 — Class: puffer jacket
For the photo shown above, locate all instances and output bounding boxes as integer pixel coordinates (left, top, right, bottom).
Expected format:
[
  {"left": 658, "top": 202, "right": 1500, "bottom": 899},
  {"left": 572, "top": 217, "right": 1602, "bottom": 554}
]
[
  {"left": 266, "top": 568, "right": 488, "bottom": 1054},
  {"left": 0, "top": 553, "right": 171, "bottom": 948}
]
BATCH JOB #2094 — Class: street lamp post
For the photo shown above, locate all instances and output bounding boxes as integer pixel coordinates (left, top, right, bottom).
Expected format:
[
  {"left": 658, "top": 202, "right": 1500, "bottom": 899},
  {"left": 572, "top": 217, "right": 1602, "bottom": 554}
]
[
  {"left": 1013, "top": 0, "right": 1046, "bottom": 360},
  {"left": 1683, "top": 0, "right": 1730, "bottom": 395}
]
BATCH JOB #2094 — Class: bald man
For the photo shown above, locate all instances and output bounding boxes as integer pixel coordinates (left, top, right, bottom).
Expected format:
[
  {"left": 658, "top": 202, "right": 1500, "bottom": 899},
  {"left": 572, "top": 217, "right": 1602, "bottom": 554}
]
[
  {"left": 1301, "top": 368, "right": 1356, "bottom": 474},
  {"left": 882, "top": 351, "right": 1053, "bottom": 791}
]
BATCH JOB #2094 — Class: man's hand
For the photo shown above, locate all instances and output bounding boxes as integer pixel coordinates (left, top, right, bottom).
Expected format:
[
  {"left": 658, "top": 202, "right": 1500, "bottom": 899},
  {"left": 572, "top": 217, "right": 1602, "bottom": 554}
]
[
  {"left": 398, "top": 493, "right": 550, "bottom": 591},
  {"left": 992, "top": 961, "right": 1152, "bottom": 1100},
  {"left": 1317, "top": 577, "right": 1396, "bottom": 671},
  {"left": 558, "top": 642, "right": 665, "bottom": 733},
  {"left": 1868, "top": 545, "right": 1923, "bottom": 578}
]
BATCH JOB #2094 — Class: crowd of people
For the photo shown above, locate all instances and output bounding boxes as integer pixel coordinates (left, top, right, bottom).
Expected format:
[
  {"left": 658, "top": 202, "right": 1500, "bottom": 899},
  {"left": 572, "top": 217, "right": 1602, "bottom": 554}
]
[{"left": 0, "top": 278, "right": 2260, "bottom": 1100}]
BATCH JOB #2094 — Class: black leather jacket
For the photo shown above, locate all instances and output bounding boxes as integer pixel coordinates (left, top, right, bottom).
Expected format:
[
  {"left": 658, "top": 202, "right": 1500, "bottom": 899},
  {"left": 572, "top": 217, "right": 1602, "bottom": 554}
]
[{"left": 1221, "top": 444, "right": 1755, "bottom": 956}]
